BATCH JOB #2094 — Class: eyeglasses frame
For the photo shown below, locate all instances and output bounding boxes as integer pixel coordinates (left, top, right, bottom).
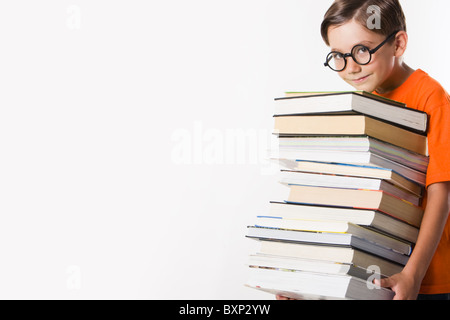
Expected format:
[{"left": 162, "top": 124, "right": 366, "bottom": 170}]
[{"left": 324, "top": 31, "right": 400, "bottom": 72}]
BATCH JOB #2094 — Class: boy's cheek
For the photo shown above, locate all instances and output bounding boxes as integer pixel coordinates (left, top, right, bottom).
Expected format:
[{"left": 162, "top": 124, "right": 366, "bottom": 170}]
[
  {"left": 338, "top": 73, "right": 360, "bottom": 89},
  {"left": 337, "top": 72, "right": 348, "bottom": 83}
]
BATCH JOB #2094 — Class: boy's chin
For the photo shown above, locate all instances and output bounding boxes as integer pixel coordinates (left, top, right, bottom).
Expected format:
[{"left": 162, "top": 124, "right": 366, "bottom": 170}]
[{"left": 347, "top": 82, "right": 377, "bottom": 93}]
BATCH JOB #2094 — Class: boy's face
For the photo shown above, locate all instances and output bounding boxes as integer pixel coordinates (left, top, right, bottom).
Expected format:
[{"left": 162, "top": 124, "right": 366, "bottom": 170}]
[{"left": 327, "top": 19, "right": 396, "bottom": 92}]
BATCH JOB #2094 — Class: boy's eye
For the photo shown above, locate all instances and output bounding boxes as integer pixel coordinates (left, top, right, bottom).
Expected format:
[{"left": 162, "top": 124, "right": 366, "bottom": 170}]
[
  {"left": 358, "top": 46, "right": 369, "bottom": 54},
  {"left": 332, "top": 52, "right": 344, "bottom": 60}
]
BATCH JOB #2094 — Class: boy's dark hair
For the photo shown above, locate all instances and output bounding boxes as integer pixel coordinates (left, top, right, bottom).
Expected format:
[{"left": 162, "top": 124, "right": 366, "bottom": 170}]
[{"left": 321, "top": 0, "right": 407, "bottom": 46}]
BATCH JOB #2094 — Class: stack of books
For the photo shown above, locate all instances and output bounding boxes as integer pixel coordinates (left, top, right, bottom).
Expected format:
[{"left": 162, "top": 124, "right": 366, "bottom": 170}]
[{"left": 245, "top": 92, "right": 429, "bottom": 300}]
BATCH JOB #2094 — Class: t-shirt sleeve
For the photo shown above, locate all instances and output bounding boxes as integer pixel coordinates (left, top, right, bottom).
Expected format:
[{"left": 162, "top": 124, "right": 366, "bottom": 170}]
[{"left": 425, "top": 88, "right": 450, "bottom": 187}]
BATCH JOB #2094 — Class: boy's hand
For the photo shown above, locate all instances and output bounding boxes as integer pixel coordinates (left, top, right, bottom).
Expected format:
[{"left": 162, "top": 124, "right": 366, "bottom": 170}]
[
  {"left": 374, "top": 271, "right": 420, "bottom": 300},
  {"left": 276, "top": 294, "right": 297, "bottom": 300},
  {"left": 376, "top": 181, "right": 450, "bottom": 301}
]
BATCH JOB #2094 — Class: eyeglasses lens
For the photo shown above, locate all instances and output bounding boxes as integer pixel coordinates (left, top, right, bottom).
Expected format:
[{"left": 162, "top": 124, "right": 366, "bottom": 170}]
[
  {"left": 326, "top": 52, "right": 346, "bottom": 72},
  {"left": 352, "top": 45, "right": 371, "bottom": 65}
]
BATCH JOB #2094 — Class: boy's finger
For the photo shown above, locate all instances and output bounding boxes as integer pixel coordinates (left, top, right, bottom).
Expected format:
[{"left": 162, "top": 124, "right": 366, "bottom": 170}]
[{"left": 374, "top": 277, "right": 393, "bottom": 289}]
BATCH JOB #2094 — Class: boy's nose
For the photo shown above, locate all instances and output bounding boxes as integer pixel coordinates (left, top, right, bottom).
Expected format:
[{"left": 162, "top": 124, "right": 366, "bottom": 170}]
[{"left": 346, "top": 58, "right": 362, "bottom": 74}]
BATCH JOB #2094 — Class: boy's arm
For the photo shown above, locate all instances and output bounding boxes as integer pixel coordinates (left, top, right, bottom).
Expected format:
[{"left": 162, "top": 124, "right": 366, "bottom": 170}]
[{"left": 376, "top": 181, "right": 450, "bottom": 300}]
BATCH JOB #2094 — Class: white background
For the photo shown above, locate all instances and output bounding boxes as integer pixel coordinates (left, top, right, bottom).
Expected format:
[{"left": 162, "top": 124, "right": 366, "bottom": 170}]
[{"left": 0, "top": 0, "right": 448, "bottom": 299}]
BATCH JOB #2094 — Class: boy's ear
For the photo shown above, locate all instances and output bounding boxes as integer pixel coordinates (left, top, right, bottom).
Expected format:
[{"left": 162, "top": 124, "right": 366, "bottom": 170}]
[{"left": 394, "top": 31, "right": 408, "bottom": 57}]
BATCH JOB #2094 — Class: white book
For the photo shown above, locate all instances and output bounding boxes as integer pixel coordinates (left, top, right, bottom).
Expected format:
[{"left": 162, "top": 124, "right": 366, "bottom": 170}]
[
  {"left": 246, "top": 267, "right": 394, "bottom": 300},
  {"left": 257, "top": 241, "right": 404, "bottom": 277},
  {"left": 279, "top": 170, "right": 421, "bottom": 206},
  {"left": 278, "top": 136, "right": 429, "bottom": 173},
  {"left": 247, "top": 226, "right": 410, "bottom": 265},
  {"left": 248, "top": 254, "right": 378, "bottom": 280},
  {"left": 274, "top": 149, "right": 426, "bottom": 186},
  {"left": 267, "top": 202, "right": 419, "bottom": 244},
  {"left": 276, "top": 160, "right": 423, "bottom": 196}
]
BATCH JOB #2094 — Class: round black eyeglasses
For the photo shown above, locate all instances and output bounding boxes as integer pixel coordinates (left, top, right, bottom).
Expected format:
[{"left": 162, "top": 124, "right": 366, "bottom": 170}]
[{"left": 324, "top": 31, "right": 399, "bottom": 72}]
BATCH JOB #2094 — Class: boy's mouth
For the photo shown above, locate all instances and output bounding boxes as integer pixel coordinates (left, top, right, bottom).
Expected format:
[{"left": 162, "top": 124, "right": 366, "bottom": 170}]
[{"left": 350, "top": 75, "right": 371, "bottom": 84}]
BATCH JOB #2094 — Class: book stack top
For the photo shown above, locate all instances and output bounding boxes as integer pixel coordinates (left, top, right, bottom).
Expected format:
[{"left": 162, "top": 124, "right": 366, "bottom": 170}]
[
  {"left": 277, "top": 91, "right": 428, "bottom": 135},
  {"left": 245, "top": 91, "right": 429, "bottom": 301}
]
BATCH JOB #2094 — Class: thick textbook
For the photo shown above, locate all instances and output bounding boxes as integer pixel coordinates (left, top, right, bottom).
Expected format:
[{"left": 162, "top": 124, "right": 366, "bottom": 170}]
[
  {"left": 276, "top": 148, "right": 426, "bottom": 186},
  {"left": 278, "top": 136, "right": 429, "bottom": 173},
  {"left": 274, "top": 91, "right": 428, "bottom": 134},
  {"left": 258, "top": 240, "right": 404, "bottom": 277},
  {"left": 287, "top": 185, "right": 424, "bottom": 228},
  {"left": 247, "top": 226, "right": 410, "bottom": 265},
  {"left": 268, "top": 202, "right": 419, "bottom": 244},
  {"left": 278, "top": 160, "right": 423, "bottom": 196},
  {"left": 251, "top": 218, "right": 412, "bottom": 255},
  {"left": 279, "top": 170, "right": 421, "bottom": 206},
  {"left": 246, "top": 267, "right": 395, "bottom": 300},
  {"left": 248, "top": 254, "right": 377, "bottom": 280},
  {"left": 274, "top": 114, "right": 428, "bottom": 156}
]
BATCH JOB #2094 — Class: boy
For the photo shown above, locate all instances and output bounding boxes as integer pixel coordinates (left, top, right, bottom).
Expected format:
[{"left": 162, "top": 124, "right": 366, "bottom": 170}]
[{"left": 278, "top": 0, "right": 450, "bottom": 300}]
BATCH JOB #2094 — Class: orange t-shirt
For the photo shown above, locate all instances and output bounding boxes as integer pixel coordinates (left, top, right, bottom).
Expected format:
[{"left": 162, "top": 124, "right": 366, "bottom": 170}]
[{"left": 374, "top": 69, "right": 450, "bottom": 294}]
